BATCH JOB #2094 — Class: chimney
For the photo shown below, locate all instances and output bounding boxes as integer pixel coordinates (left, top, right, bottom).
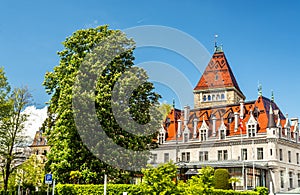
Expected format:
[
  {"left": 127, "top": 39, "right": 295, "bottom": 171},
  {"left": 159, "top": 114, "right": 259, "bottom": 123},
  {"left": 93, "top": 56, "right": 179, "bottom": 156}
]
[
  {"left": 193, "top": 117, "right": 198, "bottom": 139},
  {"left": 184, "top": 105, "right": 190, "bottom": 126},
  {"left": 240, "top": 100, "right": 244, "bottom": 119},
  {"left": 234, "top": 112, "right": 239, "bottom": 131},
  {"left": 177, "top": 119, "right": 182, "bottom": 138},
  {"left": 212, "top": 115, "right": 217, "bottom": 136}
]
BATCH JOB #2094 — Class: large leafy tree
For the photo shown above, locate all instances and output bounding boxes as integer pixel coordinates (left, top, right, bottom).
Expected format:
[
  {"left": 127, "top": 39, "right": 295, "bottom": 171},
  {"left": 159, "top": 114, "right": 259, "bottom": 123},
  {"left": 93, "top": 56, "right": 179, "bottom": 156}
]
[
  {"left": 0, "top": 68, "right": 32, "bottom": 191},
  {"left": 43, "top": 25, "right": 161, "bottom": 184}
]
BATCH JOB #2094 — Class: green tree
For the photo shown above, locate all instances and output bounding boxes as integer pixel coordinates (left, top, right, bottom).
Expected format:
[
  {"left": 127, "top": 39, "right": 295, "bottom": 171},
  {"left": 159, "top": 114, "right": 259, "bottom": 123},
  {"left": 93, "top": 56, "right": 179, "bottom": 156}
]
[
  {"left": 0, "top": 85, "right": 32, "bottom": 192},
  {"left": 16, "top": 154, "right": 45, "bottom": 191},
  {"left": 43, "top": 25, "right": 161, "bottom": 184},
  {"left": 185, "top": 166, "right": 215, "bottom": 195},
  {"left": 136, "top": 162, "right": 181, "bottom": 194},
  {"left": 214, "top": 169, "right": 230, "bottom": 190},
  {"left": 228, "top": 177, "right": 241, "bottom": 190},
  {"left": 158, "top": 103, "right": 172, "bottom": 121}
]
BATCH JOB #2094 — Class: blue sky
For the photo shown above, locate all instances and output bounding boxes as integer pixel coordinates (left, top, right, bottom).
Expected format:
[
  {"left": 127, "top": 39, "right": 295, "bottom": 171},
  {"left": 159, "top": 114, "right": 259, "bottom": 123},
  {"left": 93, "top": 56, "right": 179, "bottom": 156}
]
[{"left": 0, "top": 1, "right": 300, "bottom": 118}]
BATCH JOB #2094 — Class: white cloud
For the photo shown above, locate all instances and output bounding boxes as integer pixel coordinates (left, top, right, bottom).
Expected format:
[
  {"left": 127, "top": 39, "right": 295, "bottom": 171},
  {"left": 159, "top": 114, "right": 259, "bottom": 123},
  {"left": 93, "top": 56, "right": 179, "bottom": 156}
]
[{"left": 22, "top": 106, "right": 48, "bottom": 139}]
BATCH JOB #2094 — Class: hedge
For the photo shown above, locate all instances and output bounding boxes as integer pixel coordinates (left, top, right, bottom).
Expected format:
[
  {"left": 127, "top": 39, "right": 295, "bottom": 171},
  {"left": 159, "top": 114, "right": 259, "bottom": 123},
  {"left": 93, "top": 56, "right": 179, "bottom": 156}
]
[
  {"left": 55, "top": 184, "right": 260, "bottom": 195},
  {"left": 55, "top": 184, "right": 138, "bottom": 195}
]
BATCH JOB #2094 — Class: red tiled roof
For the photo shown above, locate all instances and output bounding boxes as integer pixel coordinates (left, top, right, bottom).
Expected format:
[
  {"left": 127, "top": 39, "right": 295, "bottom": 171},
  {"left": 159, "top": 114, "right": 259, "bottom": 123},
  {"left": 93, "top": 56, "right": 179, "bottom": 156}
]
[
  {"left": 194, "top": 51, "right": 244, "bottom": 96},
  {"left": 164, "top": 96, "right": 291, "bottom": 140}
]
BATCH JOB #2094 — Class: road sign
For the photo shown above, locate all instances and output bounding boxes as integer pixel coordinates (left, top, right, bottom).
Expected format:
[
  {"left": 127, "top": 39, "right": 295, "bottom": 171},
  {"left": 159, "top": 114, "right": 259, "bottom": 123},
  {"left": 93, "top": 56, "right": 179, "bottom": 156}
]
[{"left": 45, "top": 174, "right": 53, "bottom": 184}]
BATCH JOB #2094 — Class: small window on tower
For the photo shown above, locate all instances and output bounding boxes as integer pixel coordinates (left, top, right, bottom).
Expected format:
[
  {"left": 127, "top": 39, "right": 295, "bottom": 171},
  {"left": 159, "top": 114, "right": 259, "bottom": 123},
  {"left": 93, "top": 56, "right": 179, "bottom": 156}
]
[
  {"left": 215, "top": 74, "right": 219, "bottom": 80},
  {"left": 221, "top": 94, "right": 225, "bottom": 100}
]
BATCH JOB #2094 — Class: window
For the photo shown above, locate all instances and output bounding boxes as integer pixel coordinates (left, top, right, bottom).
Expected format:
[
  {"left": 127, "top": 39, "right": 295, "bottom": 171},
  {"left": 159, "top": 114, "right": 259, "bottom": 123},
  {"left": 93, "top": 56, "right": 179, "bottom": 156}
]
[
  {"left": 216, "top": 94, "right": 220, "bottom": 101},
  {"left": 220, "top": 129, "right": 226, "bottom": 140},
  {"left": 279, "top": 149, "right": 283, "bottom": 161},
  {"left": 298, "top": 173, "right": 300, "bottom": 187},
  {"left": 200, "top": 129, "right": 207, "bottom": 141},
  {"left": 208, "top": 95, "right": 211, "bottom": 101},
  {"left": 288, "top": 151, "right": 292, "bottom": 163},
  {"left": 164, "top": 153, "right": 169, "bottom": 163},
  {"left": 218, "top": 150, "right": 228, "bottom": 161},
  {"left": 223, "top": 150, "right": 228, "bottom": 160},
  {"left": 218, "top": 150, "right": 222, "bottom": 161},
  {"left": 221, "top": 94, "right": 225, "bottom": 100},
  {"left": 212, "top": 95, "right": 215, "bottom": 101},
  {"left": 241, "top": 148, "right": 247, "bottom": 160},
  {"left": 151, "top": 154, "right": 157, "bottom": 164},
  {"left": 183, "top": 132, "right": 189, "bottom": 143},
  {"left": 281, "top": 171, "right": 284, "bottom": 188},
  {"left": 199, "top": 151, "right": 208, "bottom": 161},
  {"left": 270, "top": 149, "right": 273, "bottom": 156},
  {"left": 215, "top": 74, "right": 219, "bottom": 81},
  {"left": 289, "top": 171, "right": 293, "bottom": 189},
  {"left": 203, "top": 95, "right": 207, "bottom": 102},
  {"left": 297, "top": 153, "right": 299, "bottom": 164},
  {"left": 159, "top": 132, "right": 165, "bottom": 144},
  {"left": 257, "top": 148, "right": 263, "bottom": 160},
  {"left": 248, "top": 124, "right": 256, "bottom": 137},
  {"left": 182, "top": 152, "right": 190, "bottom": 162}
]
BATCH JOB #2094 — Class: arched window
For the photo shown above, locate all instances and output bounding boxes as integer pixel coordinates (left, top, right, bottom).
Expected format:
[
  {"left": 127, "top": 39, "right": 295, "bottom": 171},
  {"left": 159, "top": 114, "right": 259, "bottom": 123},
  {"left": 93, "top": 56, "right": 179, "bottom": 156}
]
[
  {"left": 212, "top": 95, "right": 215, "bottom": 101},
  {"left": 221, "top": 94, "right": 225, "bottom": 100},
  {"left": 208, "top": 95, "right": 211, "bottom": 101},
  {"left": 203, "top": 95, "right": 207, "bottom": 102},
  {"left": 216, "top": 94, "right": 220, "bottom": 101}
]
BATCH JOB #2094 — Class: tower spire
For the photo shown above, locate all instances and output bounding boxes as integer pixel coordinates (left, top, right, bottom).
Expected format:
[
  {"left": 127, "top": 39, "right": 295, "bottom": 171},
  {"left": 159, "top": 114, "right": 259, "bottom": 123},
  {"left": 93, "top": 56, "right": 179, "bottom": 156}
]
[
  {"left": 271, "top": 90, "right": 274, "bottom": 102},
  {"left": 258, "top": 82, "right": 262, "bottom": 97},
  {"left": 267, "top": 104, "right": 276, "bottom": 128}
]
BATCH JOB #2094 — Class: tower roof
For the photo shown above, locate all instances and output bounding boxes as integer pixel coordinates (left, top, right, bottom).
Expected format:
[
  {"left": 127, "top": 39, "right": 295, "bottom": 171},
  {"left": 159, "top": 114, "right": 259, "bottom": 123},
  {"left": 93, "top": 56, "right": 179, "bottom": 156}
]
[{"left": 194, "top": 51, "right": 244, "bottom": 98}]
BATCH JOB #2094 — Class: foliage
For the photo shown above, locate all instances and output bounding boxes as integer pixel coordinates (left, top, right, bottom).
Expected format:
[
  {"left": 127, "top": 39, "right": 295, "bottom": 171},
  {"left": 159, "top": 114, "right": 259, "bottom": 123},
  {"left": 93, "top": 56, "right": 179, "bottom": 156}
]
[
  {"left": 254, "top": 186, "right": 268, "bottom": 195},
  {"left": 158, "top": 103, "right": 172, "bottom": 121},
  {"left": 214, "top": 169, "right": 230, "bottom": 190},
  {"left": 55, "top": 184, "right": 138, "bottom": 195},
  {"left": 15, "top": 154, "right": 46, "bottom": 190},
  {"left": 209, "top": 189, "right": 258, "bottom": 195},
  {"left": 184, "top": 166, "right": 214, "bottom": 195},
  {"left": 229, "top": 177, "right": 241, "bottom": 191},
  {"left": 43, "top": 25, "right": 161, "bottom": 184},
  {"left": 54, "top": 184, "right": 259, "bottom": 195},
  {"left": 0, "top": 68, "right": 32, "bottom": 192},
  {"left": 136, "top": 162, "right": 181, "bottom": 194}
]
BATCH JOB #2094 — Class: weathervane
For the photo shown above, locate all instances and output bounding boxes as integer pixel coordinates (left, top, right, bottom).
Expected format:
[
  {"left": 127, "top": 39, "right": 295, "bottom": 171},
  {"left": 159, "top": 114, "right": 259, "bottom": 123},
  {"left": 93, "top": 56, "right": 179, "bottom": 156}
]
[{"left": 214, "top": 34, "right": 218, "bottom": 48}]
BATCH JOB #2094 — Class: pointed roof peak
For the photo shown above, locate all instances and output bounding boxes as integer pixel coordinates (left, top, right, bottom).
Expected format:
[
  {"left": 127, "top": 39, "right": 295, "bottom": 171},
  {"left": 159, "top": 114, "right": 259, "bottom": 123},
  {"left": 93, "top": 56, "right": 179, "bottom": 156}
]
[
  {"left": 267, "top": 104, "right": 276, "bottom": 128},
  {"left": 194, "top": 51, "right": 244, "bottom": 97}
]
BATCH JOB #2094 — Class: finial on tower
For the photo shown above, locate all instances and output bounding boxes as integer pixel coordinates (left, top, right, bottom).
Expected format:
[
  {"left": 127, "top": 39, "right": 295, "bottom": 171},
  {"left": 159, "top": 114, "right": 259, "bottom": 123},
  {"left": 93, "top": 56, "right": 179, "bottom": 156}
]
[
  {"left": 258, "top": 82, "right": 262, "bottom": 97},
  {"left": 271, "top": 90, "right": 274, "bottom": 102},
  {"left": 214, "top": 34, "right": 223, "bottom": 53}
]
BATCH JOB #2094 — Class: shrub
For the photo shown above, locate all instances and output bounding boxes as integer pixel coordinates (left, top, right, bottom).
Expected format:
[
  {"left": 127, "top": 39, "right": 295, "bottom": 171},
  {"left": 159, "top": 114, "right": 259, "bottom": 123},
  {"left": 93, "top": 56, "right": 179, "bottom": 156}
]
[
  {"left": 254, "top": 186, "right": 268, "bottom": 195},
  {"left": 214, "top": 169, "right": 230, "bottom": 190}
]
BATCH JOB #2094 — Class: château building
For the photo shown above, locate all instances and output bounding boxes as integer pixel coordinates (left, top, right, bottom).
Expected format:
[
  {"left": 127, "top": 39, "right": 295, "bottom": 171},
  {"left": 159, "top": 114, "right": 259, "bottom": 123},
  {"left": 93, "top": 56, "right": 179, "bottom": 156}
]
[{"left": 150, "top": 46, "right": 300, "bottom": 193}]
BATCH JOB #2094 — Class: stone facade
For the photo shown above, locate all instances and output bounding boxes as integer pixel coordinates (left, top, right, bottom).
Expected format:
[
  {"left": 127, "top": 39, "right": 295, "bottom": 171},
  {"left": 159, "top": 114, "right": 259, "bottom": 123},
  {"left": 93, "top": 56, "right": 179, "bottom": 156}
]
[{"left": 151, "top": 49, "right": 300, "bottom": 193}]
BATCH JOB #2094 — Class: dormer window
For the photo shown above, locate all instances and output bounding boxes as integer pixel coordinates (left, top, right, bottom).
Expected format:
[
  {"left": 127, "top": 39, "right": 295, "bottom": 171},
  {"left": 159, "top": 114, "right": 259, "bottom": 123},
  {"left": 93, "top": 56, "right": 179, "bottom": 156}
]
[
  {"left": 247, "top": 112, "right": 258, "bottom": 137},
  {"left": 199, "top": 118, "right": 209, "bottom": 141},
  {"left": 247, "top": 124, "right": 256, "bottom": 137},
  {"left": 158, "top": 126, "right": 166, "bottom": 144},
  {"left": 200, "top": 129, "right": 207, "bottom": 141},
  {"left": 219, "top": 120, "right": 227, "bottom": 140}
]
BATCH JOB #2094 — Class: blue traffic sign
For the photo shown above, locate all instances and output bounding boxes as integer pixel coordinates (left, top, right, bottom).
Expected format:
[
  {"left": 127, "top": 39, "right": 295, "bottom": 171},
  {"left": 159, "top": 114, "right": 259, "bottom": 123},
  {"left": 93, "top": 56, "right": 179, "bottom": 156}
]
[{"left": 45, "top": 174, "right": 53, "bottom": 184}]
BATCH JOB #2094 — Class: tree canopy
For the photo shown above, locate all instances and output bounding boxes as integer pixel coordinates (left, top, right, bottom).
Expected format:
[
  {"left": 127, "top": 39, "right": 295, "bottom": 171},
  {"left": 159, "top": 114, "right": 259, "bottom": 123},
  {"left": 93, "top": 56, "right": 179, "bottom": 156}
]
[{"left": 43, "top": 25, "right": 161, "bottom": 184}]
